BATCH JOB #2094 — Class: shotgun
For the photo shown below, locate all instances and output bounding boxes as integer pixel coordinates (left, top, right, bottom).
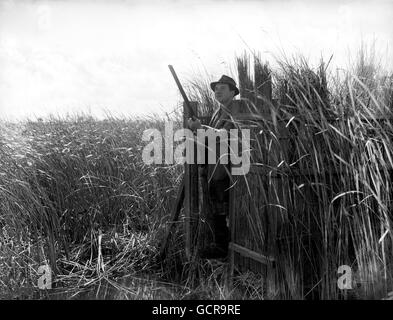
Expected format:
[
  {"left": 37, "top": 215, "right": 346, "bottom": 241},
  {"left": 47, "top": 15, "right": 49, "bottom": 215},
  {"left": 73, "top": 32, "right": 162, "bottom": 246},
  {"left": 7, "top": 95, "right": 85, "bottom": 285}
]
[{"left": 168, "top": 65, "right": 197, "bottom": 121}]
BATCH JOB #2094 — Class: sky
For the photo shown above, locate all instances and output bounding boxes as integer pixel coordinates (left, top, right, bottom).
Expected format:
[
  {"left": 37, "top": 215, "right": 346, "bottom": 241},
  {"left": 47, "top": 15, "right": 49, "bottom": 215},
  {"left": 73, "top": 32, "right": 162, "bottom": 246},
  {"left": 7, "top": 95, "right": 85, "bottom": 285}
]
[{"left": 0, "top": 0, "right": 392, "bottom": 120}]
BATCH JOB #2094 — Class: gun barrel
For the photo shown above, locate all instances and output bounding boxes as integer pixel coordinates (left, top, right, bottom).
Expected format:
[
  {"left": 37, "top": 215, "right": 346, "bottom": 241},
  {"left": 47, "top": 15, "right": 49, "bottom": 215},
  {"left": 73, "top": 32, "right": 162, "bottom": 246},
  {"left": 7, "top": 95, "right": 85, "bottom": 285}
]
[{"left": 168, "top": 65, "right": 196, "bottom": 120}]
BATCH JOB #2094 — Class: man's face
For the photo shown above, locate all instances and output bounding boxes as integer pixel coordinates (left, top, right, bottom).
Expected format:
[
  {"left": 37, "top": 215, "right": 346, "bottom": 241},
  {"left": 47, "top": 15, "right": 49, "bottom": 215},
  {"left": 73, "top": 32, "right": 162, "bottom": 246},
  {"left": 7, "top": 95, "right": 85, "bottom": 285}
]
[{"left": 214, "top": 83, "right": 235, "bottom": 105}]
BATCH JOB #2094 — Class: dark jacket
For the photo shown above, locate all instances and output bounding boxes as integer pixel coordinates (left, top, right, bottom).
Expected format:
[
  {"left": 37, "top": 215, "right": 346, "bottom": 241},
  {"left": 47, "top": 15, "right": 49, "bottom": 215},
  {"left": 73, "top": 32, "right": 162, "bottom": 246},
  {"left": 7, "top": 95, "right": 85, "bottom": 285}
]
[{"left": 206, "top": 99, "right": 245, "bottom": 182}]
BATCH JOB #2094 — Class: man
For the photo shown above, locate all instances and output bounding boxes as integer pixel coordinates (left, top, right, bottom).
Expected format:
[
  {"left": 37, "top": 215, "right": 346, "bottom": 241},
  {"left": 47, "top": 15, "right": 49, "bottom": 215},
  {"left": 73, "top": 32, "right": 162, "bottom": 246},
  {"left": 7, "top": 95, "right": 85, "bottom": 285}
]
[{"left": 187, "top": 75, "right": 242, "bottom": 259}]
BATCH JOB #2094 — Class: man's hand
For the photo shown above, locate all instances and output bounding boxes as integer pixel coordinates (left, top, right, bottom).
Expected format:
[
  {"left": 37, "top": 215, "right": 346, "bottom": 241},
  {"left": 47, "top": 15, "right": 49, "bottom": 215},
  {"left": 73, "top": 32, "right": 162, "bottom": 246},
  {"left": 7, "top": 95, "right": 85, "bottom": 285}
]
[{"left": 187, "top": 117, "right": 202, "bottom": 131}]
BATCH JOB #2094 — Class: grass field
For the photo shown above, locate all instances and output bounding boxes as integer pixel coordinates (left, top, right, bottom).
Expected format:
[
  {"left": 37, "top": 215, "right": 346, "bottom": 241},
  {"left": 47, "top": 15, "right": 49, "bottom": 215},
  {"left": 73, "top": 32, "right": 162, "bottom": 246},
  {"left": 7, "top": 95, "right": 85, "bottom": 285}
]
[{"left": 1, "top": 48, "right": 393, "bottom": 299}]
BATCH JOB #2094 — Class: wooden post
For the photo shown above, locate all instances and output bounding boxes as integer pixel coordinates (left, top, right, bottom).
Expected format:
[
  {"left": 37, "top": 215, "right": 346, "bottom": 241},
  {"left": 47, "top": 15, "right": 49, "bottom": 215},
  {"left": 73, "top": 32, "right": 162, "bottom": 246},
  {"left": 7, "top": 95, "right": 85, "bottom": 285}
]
[{"left": 183, "top": 101, "right": 199, "bottom": 260}]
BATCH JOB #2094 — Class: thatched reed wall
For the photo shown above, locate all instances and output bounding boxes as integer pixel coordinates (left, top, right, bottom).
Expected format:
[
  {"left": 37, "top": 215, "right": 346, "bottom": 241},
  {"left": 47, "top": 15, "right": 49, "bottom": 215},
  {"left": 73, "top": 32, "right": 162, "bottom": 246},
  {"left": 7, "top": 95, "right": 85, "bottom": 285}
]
[{"left": 185, "top": 52, "right": 393, "bottom": 299}]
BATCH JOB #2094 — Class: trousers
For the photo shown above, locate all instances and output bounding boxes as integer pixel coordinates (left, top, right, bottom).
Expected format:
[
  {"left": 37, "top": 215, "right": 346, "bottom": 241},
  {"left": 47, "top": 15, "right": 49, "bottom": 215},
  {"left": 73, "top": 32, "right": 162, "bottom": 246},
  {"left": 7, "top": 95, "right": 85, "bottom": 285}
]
[{"left": 208, "top": 175, "right": 230, "bottom": 247}]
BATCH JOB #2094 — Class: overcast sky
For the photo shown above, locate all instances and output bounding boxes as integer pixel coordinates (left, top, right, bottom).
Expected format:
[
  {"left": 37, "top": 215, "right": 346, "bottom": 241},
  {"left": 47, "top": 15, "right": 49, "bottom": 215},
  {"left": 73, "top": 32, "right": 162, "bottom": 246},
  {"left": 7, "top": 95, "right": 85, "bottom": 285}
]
[{"left": 0, "top": 0, "right": 392, "bottom": 120}]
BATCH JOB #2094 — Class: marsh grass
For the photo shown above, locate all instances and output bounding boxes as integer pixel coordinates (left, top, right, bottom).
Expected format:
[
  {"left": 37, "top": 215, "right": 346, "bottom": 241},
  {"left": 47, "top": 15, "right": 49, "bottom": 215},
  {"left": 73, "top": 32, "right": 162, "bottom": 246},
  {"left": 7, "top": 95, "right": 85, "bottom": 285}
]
[{"left": 0, "top": 114, "right": 186, "bottom": 299}]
